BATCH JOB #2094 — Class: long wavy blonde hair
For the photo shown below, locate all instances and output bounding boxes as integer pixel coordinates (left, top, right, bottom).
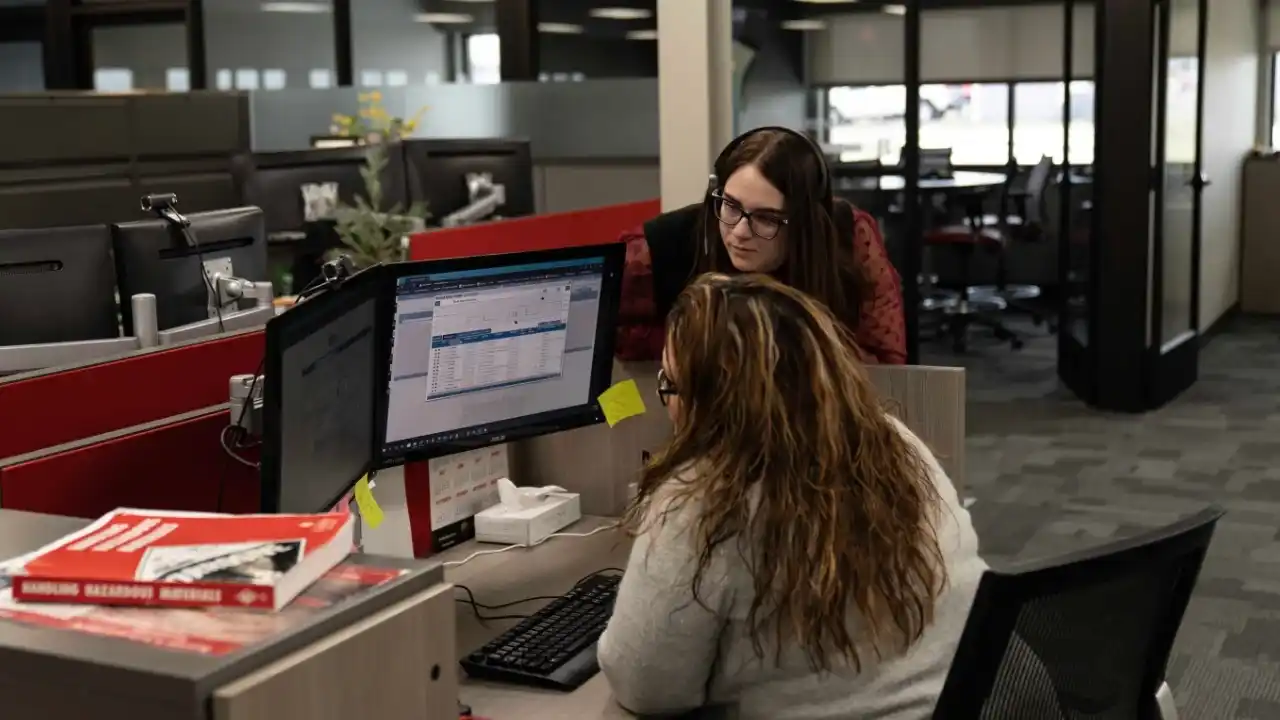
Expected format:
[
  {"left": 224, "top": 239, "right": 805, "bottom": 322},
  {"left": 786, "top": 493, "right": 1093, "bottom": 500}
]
[{"left": 625, "top": 272, "right": 946, "bottom": 671}]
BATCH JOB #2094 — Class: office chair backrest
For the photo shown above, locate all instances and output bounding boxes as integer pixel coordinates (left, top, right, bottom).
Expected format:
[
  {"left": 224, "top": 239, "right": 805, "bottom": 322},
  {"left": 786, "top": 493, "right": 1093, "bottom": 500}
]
[
  {"left": 933, "top": 505, "right": 1223, "bottom": 720},
  {"left": 1024, "top": 156, "right": 1054, "bottom": 227}
]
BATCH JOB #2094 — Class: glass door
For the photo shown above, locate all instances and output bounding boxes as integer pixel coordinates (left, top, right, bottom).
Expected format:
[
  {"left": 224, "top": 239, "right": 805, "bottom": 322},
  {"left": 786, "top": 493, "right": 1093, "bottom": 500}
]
[
  {"left": 1146, "top": 0, "right": 1206, "bottom": 405},
  {"left": 1056, "top": 0, "right": 1099, "bottom": 403}
]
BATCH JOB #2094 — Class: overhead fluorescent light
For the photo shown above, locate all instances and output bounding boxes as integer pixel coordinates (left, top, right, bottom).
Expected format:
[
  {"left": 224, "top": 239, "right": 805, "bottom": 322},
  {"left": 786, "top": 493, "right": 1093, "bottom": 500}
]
[
  {"left": 590, "top": 7, "right": 653, "bottom": 20},
  {"left": 413, "top": 12, "right": 473, "bottom": 23},
  {"left": 781, "top": 19, "right": 827, "bottom": 30},
  {"left": 538, "top": 22, "right": 585, "bottom": 34},
  {"left": 260, "top": 1, "right": 329, "bottom": 12},
  {"left": 794, "top": 0, "right": 857, "bottom": 4},
  {"left": 625, "top": 29, "right": 658, "bottom": 40},
  {"left": 882, "top": 4, "right": 906, "bottom": 15}
]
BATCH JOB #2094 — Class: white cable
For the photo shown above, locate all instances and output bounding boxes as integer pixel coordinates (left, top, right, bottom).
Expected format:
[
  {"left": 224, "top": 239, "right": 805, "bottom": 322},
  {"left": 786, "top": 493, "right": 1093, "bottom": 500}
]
[
  {"left": 219, "top": 426, "right": 260, "bottom": 469},
  {"left": 442, "top": 522, "right": 619, "bottom": 568}
]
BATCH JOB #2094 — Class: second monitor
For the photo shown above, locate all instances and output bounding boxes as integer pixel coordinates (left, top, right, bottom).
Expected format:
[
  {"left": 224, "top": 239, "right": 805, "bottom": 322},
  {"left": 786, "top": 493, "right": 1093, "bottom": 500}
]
[{"left": 378, "top": 243, "right": 625, "bottom": 467}]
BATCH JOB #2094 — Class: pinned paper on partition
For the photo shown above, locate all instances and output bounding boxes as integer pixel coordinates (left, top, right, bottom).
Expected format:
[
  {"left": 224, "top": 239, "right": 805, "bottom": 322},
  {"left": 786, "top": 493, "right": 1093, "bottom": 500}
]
[
  {"left": 598, "top": 379, "right": 647, "bottom": 427},
  {"left": 353, "top": 475, "right": 385, "bottom": 529}
]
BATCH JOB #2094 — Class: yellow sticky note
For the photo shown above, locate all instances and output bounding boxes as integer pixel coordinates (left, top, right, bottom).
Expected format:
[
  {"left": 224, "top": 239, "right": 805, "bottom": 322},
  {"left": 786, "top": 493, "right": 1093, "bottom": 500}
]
[
  {"left": 353, "top": 475, "right": 385, "bottom": 529},
  {"left": 598, "top": 379, "right": 647, "bottom": 427}
]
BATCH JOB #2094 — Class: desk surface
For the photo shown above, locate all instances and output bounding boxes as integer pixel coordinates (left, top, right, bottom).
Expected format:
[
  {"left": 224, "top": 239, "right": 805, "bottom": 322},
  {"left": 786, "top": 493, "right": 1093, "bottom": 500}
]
[
  {"left": 0, "top": 509, "right": 443, "bottom": 715},
  {"left": 440, "top": 516, "right": 635, "bottom": 719}
]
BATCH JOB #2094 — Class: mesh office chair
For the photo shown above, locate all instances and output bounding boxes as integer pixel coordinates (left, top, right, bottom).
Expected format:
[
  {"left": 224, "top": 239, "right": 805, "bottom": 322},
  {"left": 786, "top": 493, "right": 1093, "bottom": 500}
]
[{"left": 933, "top": 505, "right": 1224, "bottom": 720}]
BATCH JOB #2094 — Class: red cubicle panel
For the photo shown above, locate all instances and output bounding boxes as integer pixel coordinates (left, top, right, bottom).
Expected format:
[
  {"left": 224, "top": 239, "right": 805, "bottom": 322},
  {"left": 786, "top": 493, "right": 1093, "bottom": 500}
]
[
  {"left": 403, "top": 200, "right": 658, "bottom": 557},
  {"left": 0, "top": 407, "right": 260, "bottom": 519},
  {"left": 409, "top": 199, "right": 659, "bottom": 261},
  {"left": 0, "top": 330, "right": 264, "bottom": 459}
]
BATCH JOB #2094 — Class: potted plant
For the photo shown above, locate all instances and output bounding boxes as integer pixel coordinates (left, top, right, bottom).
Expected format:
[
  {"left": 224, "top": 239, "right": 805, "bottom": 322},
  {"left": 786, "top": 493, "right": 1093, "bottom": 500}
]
[{"left": 328, "top": 93, "right": 429, "bottom": 267}]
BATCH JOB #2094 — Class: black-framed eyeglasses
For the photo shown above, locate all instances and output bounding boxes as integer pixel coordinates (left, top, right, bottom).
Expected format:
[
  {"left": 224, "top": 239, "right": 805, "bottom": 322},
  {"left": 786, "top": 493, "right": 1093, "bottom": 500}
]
[
  {"left": 656, "top": 368, "right": 678, "bottom": 407},
  {"left": 711, "top": 191, "right": 788, "bottom": 240}
]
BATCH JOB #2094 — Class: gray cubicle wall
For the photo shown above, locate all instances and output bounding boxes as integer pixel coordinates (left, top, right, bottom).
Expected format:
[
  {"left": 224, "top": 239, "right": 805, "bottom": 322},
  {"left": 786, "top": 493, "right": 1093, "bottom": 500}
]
[
  {"left": 248, "top": 81, "right": 662, "bottom": 215},
  {"left": 0, "top": 92, "right": 250, "bottom": 230}
]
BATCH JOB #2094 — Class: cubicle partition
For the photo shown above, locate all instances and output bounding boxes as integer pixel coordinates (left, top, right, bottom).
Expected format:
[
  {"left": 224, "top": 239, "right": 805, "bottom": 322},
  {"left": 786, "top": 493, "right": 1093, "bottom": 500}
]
[
  {"left": 0, "top": 92, "right": 249, "bottom": 230},
  {"left": 0, "top": 330, "right": 262, "bottom": 517}
]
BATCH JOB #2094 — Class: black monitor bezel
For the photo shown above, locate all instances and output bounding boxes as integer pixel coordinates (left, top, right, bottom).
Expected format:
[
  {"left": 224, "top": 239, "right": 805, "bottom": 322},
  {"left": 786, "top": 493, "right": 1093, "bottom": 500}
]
[
  {"left": 260, "top": 264, "right": 385, "bottom": 514},
  {"left": 374, "top": 242, "right": 625, "bottom": 468}
]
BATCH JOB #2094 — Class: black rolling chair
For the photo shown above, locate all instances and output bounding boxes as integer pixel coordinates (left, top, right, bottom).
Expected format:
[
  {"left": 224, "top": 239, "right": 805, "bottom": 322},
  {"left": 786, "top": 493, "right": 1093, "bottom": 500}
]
[
  {"left": 934, "top": 505, "right": 1223, "bottom": 720},
  {"left": 970, "top": 155, "right": 1056, "bottom": 331}
]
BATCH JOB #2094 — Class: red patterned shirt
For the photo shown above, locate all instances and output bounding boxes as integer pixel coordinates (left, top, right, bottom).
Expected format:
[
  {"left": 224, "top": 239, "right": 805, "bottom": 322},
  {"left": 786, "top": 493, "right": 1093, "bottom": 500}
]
[{"left": 615, "top": 206, "right": 906, "bottom": 365}]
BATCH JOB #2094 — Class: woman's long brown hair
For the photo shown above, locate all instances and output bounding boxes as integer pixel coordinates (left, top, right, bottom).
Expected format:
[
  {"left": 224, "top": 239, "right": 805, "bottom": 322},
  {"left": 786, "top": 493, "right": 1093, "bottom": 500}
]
[
  {"left": 695, "top": 129, "right": 869, "bottom": 331},
  {"left": 625, "top": 272, "right": 946, "bottom": 672}
]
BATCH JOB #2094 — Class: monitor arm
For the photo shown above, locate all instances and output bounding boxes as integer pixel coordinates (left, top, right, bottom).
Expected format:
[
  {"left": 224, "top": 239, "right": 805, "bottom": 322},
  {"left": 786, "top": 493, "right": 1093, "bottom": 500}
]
[{"left": 441, "top": 173, "right": 507, "bottom": 228}]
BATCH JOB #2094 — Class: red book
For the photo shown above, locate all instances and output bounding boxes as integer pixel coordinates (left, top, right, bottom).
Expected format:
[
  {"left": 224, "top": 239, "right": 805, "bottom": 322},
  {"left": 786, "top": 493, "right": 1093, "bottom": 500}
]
[{"left": 8, "top": 509, "right": 353, "bottom": 611}]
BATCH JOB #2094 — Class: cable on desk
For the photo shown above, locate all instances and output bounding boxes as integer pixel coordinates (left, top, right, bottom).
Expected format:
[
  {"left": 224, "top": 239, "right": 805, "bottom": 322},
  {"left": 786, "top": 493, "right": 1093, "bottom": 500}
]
[
  {"left": 441, "top": 522, "right": 619, "bottom": 569},
  {"left": 453, "top": 585, "right": 542, "bottom": 622},
  {"left": 453, "top": 567, "right": 627, "bottom": 624}
]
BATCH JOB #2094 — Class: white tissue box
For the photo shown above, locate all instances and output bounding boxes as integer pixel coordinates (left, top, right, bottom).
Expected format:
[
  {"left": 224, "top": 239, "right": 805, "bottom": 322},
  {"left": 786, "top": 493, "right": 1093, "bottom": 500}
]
[{"left": 474, "top": 492, "right": 582, "bottom": 546}]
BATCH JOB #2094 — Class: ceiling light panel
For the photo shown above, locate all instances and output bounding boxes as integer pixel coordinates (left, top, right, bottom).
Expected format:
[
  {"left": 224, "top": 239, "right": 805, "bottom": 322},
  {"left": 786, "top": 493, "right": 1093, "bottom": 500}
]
[
  {"left": 625, "top": 29, "right": 658, "bottom": 40},
  {"left": 538, "top": 22, "right": 585, "bottom": 34},
  {"left": 781, "top": 19, "right": 828, "bottom": 30},
  {"left": 590, "top": 7, "right": 653, "bottom": 20},
  {"left": 882, "top": 4, "right": 906, "bottom": 15},
  {"left": 260, "top": 1, "right": 330, "bottom": 12},
  {"left": 414, "top": 12, "right": 474, "bottom": 23}
]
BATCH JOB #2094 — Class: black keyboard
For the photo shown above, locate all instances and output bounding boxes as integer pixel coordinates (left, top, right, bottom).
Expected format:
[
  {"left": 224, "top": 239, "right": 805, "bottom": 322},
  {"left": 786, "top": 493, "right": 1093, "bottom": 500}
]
[{"left": 460, "top": 573, "right": 621, "bottom": 691}]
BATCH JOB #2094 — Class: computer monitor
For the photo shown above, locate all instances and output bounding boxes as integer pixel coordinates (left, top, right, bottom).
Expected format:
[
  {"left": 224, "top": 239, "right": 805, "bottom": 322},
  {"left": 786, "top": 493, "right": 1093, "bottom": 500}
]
[
  {"left": 232, "top": 147, "right": 408, "bottom": 235},
  {"left": 259, "top": 266, "right": 382, "bottom": 514},
  {"left": 377, "top": 243, "right": 626, "bottom": 466},
  {"left": 111, "top": 206, "right": 269, "bottom": 334},
  {"left": 401, "top": 139, "right": 535, "bottom": 225},
  {"left": 919, "top": 148, "right": 954, "bottom": 179},
  {"left": 0, "top": 225, "right": 119, "bottom": 345}
]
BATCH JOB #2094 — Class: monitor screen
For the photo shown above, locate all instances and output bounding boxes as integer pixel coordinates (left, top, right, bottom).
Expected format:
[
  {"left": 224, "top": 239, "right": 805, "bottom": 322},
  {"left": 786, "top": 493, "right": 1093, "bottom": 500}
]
[
  {"left": 260, "top": 267, "right": 380, "bottom": 513},
  {"left": 378, "top": 244, "right": 624, "bottom": 466}
]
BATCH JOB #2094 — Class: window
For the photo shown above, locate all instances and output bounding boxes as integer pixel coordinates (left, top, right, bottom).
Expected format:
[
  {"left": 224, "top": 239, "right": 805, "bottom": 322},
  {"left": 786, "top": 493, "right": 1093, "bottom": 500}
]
[
  {"left": 309, "top": 69, "right": 333, "bottom": 89},
  {"left": 920, "top": 83, "right": 1009, "bottom": 165},
  {"left": 360, "top": 70, "right": 384, "bottom": 87},
  {"left": 827, "top": 85, "right": 906, "bottom": 165},
  {"left": 165, "top": 68, "right": 189, "bottom": 92},
  {"left": 467, "top": 33, "right": 501, "bottom": 85},
  {"left": 385, "top": 70, "right": 409, "bottom": 87},
  {"left": 234, "top": 69, "right": 260, "bottom": 90},
  {"left": 262, "top": 69, "right": 287, "bottom": 90},
  {"left": 215, "top": 69, "right": 233, "bottom": 90},
  {"left": 206, "top": 0, "right": 333, "bottom": 92},
  {"left": 94, "top": 68, "right": 134, "bottom": 92},
  {"left": 1011, "top": 81, "right": 1095, "bottom": 166}
]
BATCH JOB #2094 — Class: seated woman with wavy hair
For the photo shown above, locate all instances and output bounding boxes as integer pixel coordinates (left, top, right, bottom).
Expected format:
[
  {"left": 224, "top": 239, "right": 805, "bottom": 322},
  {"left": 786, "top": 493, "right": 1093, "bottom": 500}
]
[{"left": 598, "top": 273, "right": 985, "bottom": 719}]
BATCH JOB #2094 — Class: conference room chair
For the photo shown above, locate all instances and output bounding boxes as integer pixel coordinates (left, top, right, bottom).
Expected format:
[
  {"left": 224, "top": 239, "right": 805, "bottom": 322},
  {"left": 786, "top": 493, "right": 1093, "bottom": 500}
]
[
  {"left": 922, "top": 212, "right": 1022, "bottom": 352},
  {"left": 970, "top": 155, "right": 1056, "bottom": 331},
  {"left": 932, "top": 505, "right": 1223, "bottom": 720}
]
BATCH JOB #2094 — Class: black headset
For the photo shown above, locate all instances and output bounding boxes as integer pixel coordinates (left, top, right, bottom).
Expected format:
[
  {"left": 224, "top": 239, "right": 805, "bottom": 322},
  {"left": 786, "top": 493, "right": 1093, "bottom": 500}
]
[{"left": 703, "top": 126, "right": 833, "bottom": 254}]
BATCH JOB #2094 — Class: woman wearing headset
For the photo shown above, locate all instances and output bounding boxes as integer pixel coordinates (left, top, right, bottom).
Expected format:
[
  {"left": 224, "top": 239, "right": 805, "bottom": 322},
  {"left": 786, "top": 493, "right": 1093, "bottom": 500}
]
[
  {"left": 598, "top": 273, "right": 983, "bottom": 719},
  {"left": 615, "top": 127, "right": 907, "bottom": 364}
]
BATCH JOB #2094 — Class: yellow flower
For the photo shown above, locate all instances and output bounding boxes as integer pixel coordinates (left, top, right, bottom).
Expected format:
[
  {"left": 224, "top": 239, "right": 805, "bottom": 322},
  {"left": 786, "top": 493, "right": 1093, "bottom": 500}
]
[
  {"left": 358, "top": 92, "right": 372, "bottom": 102},
  {"left": 370, "top": 91, "right": 382, "bottom": 102},
  {"left": 358, "top": 108, "right": 371, "bottom": 118}
]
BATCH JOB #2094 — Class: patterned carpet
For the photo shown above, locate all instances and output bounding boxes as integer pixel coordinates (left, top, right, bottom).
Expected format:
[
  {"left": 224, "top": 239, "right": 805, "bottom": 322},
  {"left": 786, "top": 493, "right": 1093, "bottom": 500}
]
[{"left": 921, "top": 314, "right": 1280, "bottom": 719}]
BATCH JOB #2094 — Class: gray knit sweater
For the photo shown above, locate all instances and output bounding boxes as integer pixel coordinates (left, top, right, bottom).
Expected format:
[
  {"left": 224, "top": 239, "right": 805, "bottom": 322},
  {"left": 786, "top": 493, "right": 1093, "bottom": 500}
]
[{"left": 597, "top": 417, "right": 986, "bottom": 719}]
